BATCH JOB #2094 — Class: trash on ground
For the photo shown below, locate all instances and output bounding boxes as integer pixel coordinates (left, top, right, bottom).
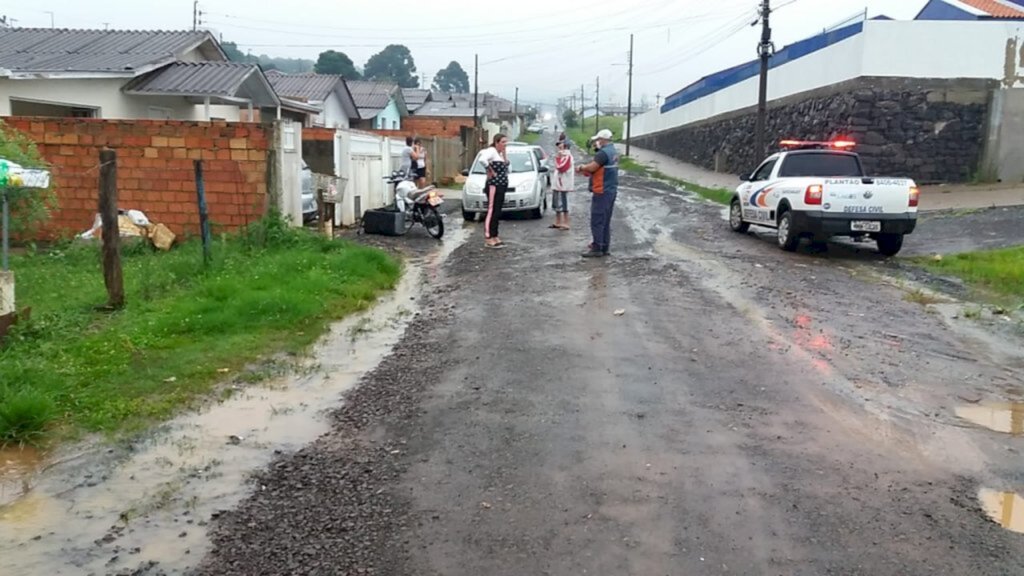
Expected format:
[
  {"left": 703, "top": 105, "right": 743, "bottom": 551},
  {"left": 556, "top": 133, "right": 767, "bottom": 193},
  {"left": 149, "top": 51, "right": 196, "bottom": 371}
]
[
  {"left": 614, "top": 309, "right": 626, "bottom": 316},
  {"left": 78, "top": 209, "right": 177, "bottom": 251}
]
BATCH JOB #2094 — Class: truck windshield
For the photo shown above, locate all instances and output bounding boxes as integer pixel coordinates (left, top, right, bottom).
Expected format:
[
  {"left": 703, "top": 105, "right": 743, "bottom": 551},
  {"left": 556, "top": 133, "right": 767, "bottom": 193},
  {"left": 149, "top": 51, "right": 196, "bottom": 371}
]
[{"left": 778, "top": 153, "right": 862, "bottom": 178}]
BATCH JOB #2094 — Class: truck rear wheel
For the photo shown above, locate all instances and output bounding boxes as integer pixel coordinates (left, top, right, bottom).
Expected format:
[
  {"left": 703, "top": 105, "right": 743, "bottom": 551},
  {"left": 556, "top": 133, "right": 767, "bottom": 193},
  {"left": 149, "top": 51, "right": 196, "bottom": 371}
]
[
  {"left": 729, "top": 198, "right": 749, "bottom": 233},
  {"left": 876, "top": 233, "right": 904, "bottom": 256},
  {"left": 777, "top": 211, "right": 801, "bottom": 252}
]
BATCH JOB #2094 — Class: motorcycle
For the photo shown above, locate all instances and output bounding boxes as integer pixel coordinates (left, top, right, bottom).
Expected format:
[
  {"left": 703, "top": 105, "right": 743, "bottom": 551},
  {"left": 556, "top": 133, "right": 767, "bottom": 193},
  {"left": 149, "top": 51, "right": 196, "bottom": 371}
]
[{"left": 385, "top": 170, "right": 445, "bottom": 239}]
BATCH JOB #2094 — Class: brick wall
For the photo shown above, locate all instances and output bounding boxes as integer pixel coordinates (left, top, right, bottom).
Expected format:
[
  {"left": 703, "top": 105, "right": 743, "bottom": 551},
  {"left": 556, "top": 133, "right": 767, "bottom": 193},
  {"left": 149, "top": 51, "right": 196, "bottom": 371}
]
[
  {"left": 302, "top": 127, "right": 335, "bottom": 142},
  {"left": 3, "top": 117, "right": 269, "bottom": 238}
]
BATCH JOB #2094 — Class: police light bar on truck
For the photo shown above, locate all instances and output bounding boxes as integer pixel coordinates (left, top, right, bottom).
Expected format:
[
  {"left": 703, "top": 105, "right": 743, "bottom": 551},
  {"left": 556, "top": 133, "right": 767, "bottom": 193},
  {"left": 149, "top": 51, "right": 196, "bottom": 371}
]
[{"left": 778, "top": 139, "right": 857, "bottom": 151}]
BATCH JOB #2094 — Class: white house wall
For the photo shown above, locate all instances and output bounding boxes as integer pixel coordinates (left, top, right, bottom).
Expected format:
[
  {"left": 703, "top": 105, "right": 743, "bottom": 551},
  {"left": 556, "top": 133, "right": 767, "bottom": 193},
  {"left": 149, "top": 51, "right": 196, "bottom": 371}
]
[
  {"left": 630, "top": 19, "right": 1024, "bottom": 138},
  {"left": 323, "top": 93, "right": 350, "bottom": 129},
  {"left": 0, "top": 77, "right": 241, "bottom": 121}
]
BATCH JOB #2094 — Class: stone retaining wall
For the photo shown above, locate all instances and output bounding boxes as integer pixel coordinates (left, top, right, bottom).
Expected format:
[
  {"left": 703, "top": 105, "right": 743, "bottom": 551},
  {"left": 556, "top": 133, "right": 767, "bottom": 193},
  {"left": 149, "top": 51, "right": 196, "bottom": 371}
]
[{"left": 630, "top": 77, "right": 995, "bottom": 183}]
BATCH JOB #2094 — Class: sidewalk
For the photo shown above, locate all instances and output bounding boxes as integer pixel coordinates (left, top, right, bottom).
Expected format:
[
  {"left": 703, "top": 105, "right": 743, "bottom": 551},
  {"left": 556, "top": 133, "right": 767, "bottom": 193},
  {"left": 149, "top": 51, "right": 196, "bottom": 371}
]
[
  {"left": 626, "top": 146, "right": 1024, "bottom": 212},
  {"left": 626, "top": 147, "right": 742, "bottom": 190}
]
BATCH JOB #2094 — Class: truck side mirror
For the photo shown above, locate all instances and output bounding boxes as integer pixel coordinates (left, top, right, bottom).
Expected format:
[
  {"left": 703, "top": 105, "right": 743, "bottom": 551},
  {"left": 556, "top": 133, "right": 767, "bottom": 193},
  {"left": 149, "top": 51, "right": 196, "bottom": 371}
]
[{"left": 460, "top": 169, "right": 469, "bottom": 177}]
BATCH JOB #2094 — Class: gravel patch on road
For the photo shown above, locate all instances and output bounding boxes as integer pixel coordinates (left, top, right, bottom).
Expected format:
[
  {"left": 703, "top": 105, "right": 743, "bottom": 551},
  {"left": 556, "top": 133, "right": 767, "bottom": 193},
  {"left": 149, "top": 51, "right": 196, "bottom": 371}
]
[{"left": 195, "top": 277, "right": 461, "bottom": 576}]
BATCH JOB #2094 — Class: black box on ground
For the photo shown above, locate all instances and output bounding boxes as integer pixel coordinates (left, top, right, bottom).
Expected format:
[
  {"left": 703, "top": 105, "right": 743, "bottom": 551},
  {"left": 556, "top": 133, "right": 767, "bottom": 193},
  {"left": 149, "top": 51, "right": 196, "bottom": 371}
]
[{"left": 362, "top": 208, "right": 405, "bottom": 236}]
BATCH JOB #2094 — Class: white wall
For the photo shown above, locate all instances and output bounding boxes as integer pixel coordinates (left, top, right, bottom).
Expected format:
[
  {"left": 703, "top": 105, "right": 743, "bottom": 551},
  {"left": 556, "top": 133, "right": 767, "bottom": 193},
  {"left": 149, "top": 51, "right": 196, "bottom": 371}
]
[
  {"left": 322, "top": 93, "right": 350, "bottom": 129},
  {"left": 334, "top": 129, "right": 400, "bottom": 225},
  {"left": 0, "top": 78, "right": 241, "bottom": 121},
  {"left": 630, "top": 19, "right": 1024, "bottom": 138}
]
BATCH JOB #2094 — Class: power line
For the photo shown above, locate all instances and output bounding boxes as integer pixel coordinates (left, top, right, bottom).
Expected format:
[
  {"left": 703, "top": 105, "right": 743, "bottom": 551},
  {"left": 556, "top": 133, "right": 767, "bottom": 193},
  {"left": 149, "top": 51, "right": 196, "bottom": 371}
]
[
  {"left": 215, "top": 8, "right": 738, "bottom": 57},
  {"left": 635, "top": 10, "right": 756, "bottom": 78}
]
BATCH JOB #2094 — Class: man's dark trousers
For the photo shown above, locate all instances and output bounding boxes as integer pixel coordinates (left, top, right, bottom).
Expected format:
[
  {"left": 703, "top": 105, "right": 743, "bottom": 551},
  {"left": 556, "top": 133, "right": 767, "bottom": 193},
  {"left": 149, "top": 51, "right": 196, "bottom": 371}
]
[{"left": 590, "top": 189, "right": 618, "bottom": 253}]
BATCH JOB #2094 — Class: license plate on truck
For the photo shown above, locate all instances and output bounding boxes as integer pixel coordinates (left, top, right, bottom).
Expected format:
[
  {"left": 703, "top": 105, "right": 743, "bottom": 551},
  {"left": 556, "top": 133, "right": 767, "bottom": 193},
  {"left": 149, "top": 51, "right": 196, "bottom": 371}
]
[{"left": 851, "top": 220, "right": 881, "bottom": 232}]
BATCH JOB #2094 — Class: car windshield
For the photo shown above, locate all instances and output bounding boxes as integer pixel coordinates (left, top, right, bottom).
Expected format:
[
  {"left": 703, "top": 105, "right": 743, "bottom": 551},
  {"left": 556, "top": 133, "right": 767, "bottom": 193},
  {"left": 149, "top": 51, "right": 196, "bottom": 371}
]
[
  {"left": 470, "top": 151, "right": 536, "bottom": 174},
  {"left": 778, "top": 153, "right": 863, "bottom": 177}
]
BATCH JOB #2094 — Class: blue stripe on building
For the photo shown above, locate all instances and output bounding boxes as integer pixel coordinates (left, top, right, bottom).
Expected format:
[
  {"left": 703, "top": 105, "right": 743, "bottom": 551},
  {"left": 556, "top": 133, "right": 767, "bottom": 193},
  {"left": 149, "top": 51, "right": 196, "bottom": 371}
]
[{"left": 660, "top": 22, "right": 864, "bottom": 115}]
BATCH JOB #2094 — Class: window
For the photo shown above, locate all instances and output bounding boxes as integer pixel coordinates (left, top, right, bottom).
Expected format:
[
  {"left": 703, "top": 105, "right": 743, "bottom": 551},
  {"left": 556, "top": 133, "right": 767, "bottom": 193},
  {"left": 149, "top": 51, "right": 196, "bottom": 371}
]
[
  {"left": 778, "top": 153, "right": 863, "bottom": 177},
  {"left": 10, "top": 98, "right": 98, "bottom": 118},
  {"left": 751, "top": 159, "right": 777, "bottom": 181},
  {"left": 392, "top": 120, "right": 398, "bottom": 130}
]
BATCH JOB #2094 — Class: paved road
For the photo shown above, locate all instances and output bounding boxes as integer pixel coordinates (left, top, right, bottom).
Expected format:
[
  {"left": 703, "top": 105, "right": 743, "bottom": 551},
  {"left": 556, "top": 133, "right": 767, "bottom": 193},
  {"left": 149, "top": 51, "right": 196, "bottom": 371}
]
[{"left": 199, "top": 137, "right": 1024, "bottom": 576}]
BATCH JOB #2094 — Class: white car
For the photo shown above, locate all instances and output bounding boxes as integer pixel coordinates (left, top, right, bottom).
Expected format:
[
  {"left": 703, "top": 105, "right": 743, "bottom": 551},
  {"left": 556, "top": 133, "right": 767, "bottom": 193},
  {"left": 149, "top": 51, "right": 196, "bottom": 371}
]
[
  {"left": 729, "top": 140, "right": 919, "bottom": 256},
  {"left": 461, "top": 147, "right": 550, "bottom": 221}
]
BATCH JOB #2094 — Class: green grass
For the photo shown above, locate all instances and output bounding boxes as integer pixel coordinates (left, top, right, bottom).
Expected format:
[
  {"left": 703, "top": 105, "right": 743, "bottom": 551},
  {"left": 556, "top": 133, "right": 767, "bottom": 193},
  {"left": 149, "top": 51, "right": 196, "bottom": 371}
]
[
  {"left": 519, "top": 132, "right": 540, "bottom": 144},
  {"left": 567, "top": 115, "right": 626, "bottom": 150},
  {"left": 619, "top": 156, "right": 733, "bottom": 205},
  {"left": 0, "top": 216, "right": 400, "bottom": 445},
  {"left": 917, "top": 246, "right": 1024, "bottom": 304}
]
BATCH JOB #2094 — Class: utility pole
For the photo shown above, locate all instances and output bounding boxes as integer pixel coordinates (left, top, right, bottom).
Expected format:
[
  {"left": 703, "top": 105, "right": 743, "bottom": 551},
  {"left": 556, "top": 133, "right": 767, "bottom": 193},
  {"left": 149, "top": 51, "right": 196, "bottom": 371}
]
[
  {"left": 595, "top": 76, "right": 600, "bottom": 134},
  {"left": 473, "top": 53, "right": 479, "bottom": 128},
  {"left": 514, "top": 87, "right": 520, "bottom": 136},
  {"left": 754, "top": 0, "right": 774, "bottom": 160},
  {"left": 626, "top": 33, "right": 634, "bottom": 156},
  {"left": 193, "top": 1, "right": 198, "bottom": 31},
  {"left": 580, "top": 84, "right": 585, "bottom": 129}
]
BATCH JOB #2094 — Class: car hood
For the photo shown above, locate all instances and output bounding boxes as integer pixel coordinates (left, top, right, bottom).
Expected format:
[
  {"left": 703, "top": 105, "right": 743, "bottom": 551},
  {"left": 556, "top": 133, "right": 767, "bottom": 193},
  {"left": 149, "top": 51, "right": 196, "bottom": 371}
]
[{"left": 465, "top": 172, "right": 537, "bottom": 191}]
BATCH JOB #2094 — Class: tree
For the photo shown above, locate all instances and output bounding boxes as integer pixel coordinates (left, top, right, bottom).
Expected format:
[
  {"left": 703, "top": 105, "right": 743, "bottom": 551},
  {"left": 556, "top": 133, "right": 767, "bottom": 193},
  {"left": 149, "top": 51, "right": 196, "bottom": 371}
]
[
  {"left": 0, "top": 120, "right": 55, "bottom": 234},
  {"left": 222, "top": 41, "right": 314, "bottom": 73},
  {"left": 363, "top": 45, "right": 418, "bottom": 88},
  {"left": 562, "top": 109, "right": 579, "bottom": 128},
  {"left": 431, "top": 61, "right": 470, "bottom": 93},
  {"left": 314, "top": 50, "right": 361, "bottom": 78}
]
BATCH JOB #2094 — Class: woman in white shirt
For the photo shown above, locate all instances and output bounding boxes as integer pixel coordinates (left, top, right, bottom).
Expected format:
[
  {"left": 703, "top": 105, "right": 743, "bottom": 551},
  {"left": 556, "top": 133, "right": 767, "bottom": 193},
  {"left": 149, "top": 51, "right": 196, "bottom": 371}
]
[{"left": 479, "top": 133, "right": 509, "bottom": 249}]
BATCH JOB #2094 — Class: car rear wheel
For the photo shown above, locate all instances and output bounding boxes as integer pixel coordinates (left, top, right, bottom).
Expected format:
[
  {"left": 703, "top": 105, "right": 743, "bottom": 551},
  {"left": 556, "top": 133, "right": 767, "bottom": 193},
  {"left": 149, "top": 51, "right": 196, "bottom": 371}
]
[
  {"left": 876, "top": 233, "right": 904, "bottom": 256},
  {"left": 777, "top": 211, "right": 801, "bottom": 252},
  {"left": 729, "top": 198, "right": 749, "bottom": 233}
]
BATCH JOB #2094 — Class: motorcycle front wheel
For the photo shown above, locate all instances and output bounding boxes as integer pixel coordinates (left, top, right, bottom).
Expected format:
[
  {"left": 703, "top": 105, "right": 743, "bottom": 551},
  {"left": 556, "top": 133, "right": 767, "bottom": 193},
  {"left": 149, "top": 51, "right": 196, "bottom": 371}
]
[{"left": 421, "top": 205, "right": 444, "bottom": 239}]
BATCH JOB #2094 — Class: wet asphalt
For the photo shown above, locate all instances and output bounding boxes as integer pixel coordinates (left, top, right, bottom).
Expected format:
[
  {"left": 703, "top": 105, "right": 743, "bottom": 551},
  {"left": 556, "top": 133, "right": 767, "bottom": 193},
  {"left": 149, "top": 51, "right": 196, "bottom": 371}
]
[{"left": 195, "top": 137, "right": 1024, "bottom": 575}]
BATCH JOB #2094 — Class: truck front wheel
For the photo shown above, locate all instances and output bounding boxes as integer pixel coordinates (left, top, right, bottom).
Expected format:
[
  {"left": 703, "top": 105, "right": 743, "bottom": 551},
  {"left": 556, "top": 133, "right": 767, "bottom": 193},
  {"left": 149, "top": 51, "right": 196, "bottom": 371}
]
[
  {"left": 729, "top": 198, "right": 749, "bottom": 233},
  {"left": 876, "top": 233, "right": 904, "bottom": 257},
  {"left": 777, "top": 211, "right": 801, "bottom": 252}
]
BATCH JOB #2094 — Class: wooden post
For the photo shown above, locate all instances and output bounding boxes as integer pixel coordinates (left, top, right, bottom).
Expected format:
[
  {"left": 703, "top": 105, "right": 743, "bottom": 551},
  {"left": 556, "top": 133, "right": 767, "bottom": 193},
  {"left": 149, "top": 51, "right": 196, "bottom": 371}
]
[
  {"left": 194, "top": 160, "right": 212, "bottom": 265},
  {"left": 316, "top": 187, "right": 326, "bottom": 236},
  {"left": 98, "top": 149, "right": 124, "bottom": 309}
]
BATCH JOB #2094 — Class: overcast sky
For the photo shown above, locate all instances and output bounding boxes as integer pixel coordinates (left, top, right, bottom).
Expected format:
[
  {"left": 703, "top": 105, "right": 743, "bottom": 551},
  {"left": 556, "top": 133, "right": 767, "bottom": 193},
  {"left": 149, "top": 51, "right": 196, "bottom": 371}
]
[{"left": 4, "top": 0, "right": 929, "bottom": 107}]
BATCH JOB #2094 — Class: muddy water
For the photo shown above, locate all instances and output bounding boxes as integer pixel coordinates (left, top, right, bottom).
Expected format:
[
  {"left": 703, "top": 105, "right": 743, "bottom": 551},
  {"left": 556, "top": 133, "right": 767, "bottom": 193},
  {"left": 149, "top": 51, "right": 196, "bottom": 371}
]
[
  {"left": 956, "top": 403, "right": 1024, "bottom": 436},
  {"left": 979, "top": 488, "right": 1024, "bottom": 534},
  {"left": 0, "top": 446, "right": 43, "bottom": 504},
  {"left": 0, "top": 233, "right": 466, "bottom": 575}
]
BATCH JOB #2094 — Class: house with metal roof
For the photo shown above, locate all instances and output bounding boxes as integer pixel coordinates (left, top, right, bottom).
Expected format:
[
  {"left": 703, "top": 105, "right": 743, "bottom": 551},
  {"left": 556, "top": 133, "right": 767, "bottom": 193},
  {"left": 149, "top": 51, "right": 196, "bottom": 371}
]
[
  {"left": 0, "top": 28, "right": 282, "bottom": 121},
  {"left": 916, "top": 0, "right": 1024, "bottom": 19},
  {"left": 345, "top": 80, "right": 408, "bottom": 130},
  {"left": 266, "top": 71, "right": 358, "bottom": 128},
  {"left": 401, "top": 88, "right": 432, "bottom": 113}
]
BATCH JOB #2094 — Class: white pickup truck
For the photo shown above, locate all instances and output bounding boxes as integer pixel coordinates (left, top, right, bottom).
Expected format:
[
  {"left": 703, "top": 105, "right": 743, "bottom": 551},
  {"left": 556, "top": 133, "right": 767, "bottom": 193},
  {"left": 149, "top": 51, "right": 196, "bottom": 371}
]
[{"left": 728, "top": 141, "right": 919, "bottom": 256}]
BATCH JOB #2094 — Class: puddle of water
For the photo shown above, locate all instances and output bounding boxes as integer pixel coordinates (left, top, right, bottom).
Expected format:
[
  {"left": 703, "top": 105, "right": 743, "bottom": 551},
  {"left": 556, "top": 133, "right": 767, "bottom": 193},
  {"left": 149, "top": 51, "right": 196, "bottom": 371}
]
[
  {"left": 956, "top": 403, "right": 1024, "bottom": 436},
  {"left": 979, "top": 488, "right": 1024, "bottom": 534},
  {"left": 0, "top": 445, "right": 43, "bottom": 504},
  {"left": 0, "top": 233, "right": 467, "bottom": 575}
]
